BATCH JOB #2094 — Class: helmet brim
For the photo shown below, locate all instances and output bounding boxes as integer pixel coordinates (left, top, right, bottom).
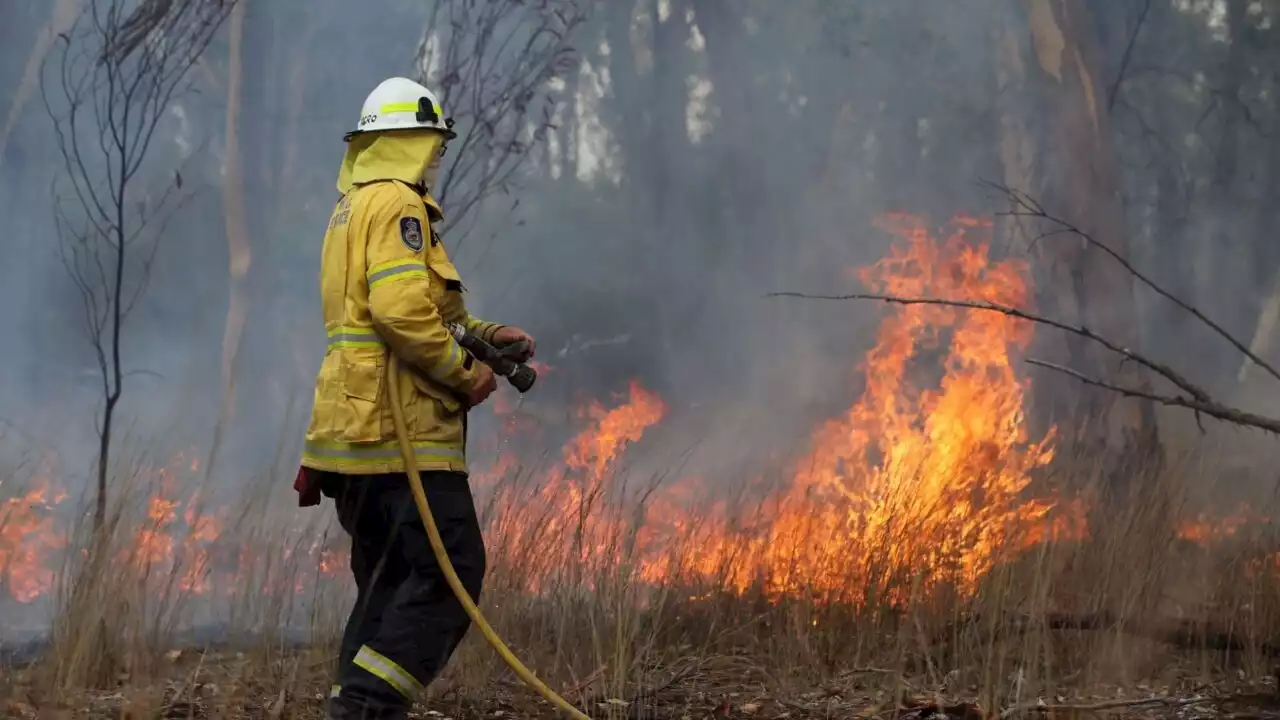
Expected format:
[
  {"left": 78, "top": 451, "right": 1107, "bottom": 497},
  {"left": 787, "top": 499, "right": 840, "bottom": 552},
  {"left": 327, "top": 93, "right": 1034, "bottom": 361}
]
[{"left": 342, "top": 126, "right": 458, "bottom": 143}]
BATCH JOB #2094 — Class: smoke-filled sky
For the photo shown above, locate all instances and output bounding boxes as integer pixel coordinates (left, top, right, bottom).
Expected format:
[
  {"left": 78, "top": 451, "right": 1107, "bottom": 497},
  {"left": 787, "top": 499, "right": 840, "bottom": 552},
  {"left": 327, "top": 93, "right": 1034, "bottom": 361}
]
[{"left": 1, "top": 0, "right": 1278, "bottom": 501}]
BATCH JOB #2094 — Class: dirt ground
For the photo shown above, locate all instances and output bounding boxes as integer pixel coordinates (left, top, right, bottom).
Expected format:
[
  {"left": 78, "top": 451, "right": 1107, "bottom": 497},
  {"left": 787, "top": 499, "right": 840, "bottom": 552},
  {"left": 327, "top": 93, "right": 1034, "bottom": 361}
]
[{"left": 5, "top": 648, "right": 1280, "bottom": 720}]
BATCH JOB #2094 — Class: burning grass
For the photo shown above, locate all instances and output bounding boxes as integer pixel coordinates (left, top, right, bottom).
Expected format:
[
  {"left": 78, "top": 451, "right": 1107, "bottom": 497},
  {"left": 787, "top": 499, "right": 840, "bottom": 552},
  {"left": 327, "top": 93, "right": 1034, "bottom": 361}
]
[{"left": 4, "top": 213, "right": 1280, "bottom": 717}]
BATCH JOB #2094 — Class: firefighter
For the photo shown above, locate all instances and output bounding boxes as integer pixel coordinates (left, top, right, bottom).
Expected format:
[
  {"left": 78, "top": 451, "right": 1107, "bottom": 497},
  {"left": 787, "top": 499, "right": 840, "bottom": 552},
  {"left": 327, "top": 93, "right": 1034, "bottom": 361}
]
[{"left": 295, "top": 76, "right": 536, "bottom": 719}]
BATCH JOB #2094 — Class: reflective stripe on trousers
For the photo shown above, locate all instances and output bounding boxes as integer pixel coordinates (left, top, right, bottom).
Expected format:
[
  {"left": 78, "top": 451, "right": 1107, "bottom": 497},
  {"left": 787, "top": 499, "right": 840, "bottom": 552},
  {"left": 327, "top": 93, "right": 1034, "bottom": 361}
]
[{"left": 354, "top": 645, "right": 425, "bottom": 699}]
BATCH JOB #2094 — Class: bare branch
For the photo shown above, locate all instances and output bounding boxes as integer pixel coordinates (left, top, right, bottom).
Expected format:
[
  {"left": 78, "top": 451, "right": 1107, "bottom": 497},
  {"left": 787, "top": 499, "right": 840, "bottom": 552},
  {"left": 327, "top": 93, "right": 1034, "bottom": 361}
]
[
  {"left": 1106, "top": 0, "right": 1152, "bottom": 111},
  {"left": 1025, "top": 360, "right": 1280, "bottom": 434},
  {"left": 984, "top": 180, "right": 1280, "bottom": 385},
  {"left": 416, "top": 0, "right": 587, "bottom": 247},
  {"left": 1000, "top": 694, "right": 1209, "bottom": 720},
  {"left": 767, "top": 292, "right": 1212, "bottom": 403},
  {"left": 122, "top": 182, "right": 197, "bottom": 319},
  {"left": 769, "top": 291, "right": 1280, "bottom": 436},
  {"left": 123, "top": 368, "right": 165, "bottom": 382},
  {"left": 41, "top": 0, "right": 234, "bottom": 529}
]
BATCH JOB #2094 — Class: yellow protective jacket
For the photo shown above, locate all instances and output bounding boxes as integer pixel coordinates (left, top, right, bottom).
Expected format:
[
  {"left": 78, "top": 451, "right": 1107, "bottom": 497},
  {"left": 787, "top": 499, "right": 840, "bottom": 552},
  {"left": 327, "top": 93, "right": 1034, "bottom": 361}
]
[{"left": 300, "top": 131, "right": 504, "bottom": 476}]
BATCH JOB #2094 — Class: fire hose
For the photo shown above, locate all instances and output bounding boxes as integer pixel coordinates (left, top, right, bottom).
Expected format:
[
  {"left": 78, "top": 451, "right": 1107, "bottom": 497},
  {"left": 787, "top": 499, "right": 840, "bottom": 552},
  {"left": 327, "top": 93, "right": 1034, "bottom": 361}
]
[{"left": 386, "top": 328, "right": 593, "bottom": 720}]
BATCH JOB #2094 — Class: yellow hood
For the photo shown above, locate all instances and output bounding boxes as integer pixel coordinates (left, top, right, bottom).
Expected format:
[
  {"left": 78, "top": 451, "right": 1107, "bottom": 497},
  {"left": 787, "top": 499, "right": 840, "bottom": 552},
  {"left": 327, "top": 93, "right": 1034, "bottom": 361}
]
[{"left": 336, "top": 131, "right": 446, "bottom": 219}]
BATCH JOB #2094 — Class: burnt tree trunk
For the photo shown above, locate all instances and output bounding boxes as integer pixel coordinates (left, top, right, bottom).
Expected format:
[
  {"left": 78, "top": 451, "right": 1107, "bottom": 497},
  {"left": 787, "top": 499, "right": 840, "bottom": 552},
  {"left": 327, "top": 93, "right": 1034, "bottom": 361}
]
[
  {"left": 1237, "top": 5, "right": 1280, "bottom": 394},
  {"left": 995, "top": 0, "right": 1160, "bottom": 493},
  {"left": 1200, "top": 0, "right": 1252, "bottom": 394}
]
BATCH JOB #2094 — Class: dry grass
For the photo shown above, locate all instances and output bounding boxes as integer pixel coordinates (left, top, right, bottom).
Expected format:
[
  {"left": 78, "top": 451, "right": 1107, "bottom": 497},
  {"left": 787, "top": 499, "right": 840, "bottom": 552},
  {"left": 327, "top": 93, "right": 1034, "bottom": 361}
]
[{"left": 4, "top": 434, "right": 1280, "bottom": 719}]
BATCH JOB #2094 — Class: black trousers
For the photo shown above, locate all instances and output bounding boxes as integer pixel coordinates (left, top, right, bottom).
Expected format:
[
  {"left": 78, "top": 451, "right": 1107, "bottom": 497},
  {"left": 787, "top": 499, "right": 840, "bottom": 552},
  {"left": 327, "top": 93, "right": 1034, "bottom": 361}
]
[{"left": 317, "top": 470, "right": 486, "bottom": 720}]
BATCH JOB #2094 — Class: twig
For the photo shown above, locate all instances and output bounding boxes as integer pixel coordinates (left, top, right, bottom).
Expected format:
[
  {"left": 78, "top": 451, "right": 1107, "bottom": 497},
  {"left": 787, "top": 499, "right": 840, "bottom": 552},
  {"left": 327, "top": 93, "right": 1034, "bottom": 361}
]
[
  {"left": 1027, "top": 359, "right": 1280, "bottom": 434},
  {"left": 839, "top": 666, "right": 899, "bottom": 676},
  {"left": 769, "top": 291, "right": 1280, "bottom": 434},
  {"left": 999, "top": 694, "right": 1209, "bottom": 719},
  {"left": 633, "top": 659, "right": 703, "bottom": 698},
  {"left": 564, "top": 663, "right": 607, "bottom": 696},
  {"left": 766, "top": 292, "right": 1212, "bottom": 403},
  {"left": 416, "top": 0, "right": 585, "bottom": 247},
  {"left": 585, "top": 657, "right": 704, "bottom": 707},
  {"left": 1106, "top": 0, "right": 1152, "bottom": 111},
  {"left": 988, "top": 181, "right": 1280, "bottom": 386}
]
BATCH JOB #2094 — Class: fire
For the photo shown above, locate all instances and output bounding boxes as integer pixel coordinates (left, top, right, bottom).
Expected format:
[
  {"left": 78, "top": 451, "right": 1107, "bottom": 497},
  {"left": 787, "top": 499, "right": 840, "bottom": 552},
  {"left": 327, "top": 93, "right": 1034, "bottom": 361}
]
[
  {"left": 565, "top": 379, "right": 665, "bottom": 478},
  {"left": 113, "top": 455, "right": 230, "bottom": 596},
  {"left": 17, "top": 213, "right": 1270, "bottom": 612},
  {"left": 483, "top": 380, "right": 667, "bottom": 592},
  {"left": 8, "top": 212, "right": 1071, "bottom": 606},
  {"left": 0, "top": 481, "right": 68, "bottom": 602},
  {"left": 476, "top": 213, "right": 1078, "bottom": 604},
  {"left": 759, "top": 213, "right": 1062, "bottom": 595},
  {"left": 0, "top": 451, "right": 352, "bottom": 603},
  {"left": 1177, "top": 504, "right": 1269, "bottom": 543},
  {"left": 625, "top": 213, "right": 1070, "bottom": 603}
]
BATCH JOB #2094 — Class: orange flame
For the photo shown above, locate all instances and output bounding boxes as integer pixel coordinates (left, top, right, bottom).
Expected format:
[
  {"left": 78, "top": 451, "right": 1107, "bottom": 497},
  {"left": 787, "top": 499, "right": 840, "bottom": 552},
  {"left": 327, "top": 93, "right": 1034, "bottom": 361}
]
[
  {"left": 481, "top": 213, "right": 1077, "bottom": 604},
  {"left": 0, "top": 482, "right": 69, "bottom": 602},
  {"left": 631, "top": 213, "right": 1071, "bottom": 602},
  {"left": 481, "top": 380, "right": 666, "bottom": 592},
  {"left": 1178, "top": 504, "right": 1270, "bottom": 543},
  {"left": 14, "top": 213, "right": 1269, "bottom": 610}
]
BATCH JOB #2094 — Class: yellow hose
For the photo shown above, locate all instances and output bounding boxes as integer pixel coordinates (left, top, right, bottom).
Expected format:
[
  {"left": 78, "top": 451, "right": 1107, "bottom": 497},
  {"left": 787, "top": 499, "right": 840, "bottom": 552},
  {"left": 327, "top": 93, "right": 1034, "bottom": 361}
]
[{"left": 386, "top": 354, "right": 593, "bottom": 720}]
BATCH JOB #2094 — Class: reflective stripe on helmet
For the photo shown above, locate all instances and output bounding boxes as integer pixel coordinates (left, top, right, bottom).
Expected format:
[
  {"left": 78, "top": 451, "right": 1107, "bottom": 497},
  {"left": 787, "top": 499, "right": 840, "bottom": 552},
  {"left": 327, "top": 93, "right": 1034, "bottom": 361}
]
[
  {"left": 346, "top": 77, "right": 455, "bottom": 140},
  {"left": 380, "top": 100, "right": 443, "bottom": 120}
]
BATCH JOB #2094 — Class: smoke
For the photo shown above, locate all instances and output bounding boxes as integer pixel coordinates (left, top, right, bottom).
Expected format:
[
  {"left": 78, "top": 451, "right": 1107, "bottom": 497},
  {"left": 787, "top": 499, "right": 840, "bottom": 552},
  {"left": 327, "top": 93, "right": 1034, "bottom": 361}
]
[{"left": 2, "top": 0, "right": 1280, "bottom": 605}]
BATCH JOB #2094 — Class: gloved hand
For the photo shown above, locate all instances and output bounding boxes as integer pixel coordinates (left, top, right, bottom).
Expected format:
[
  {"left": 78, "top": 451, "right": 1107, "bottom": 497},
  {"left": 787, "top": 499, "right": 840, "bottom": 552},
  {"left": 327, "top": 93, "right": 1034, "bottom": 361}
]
[
  {"left": 493, "top": 326, "right": 536, "bottom": 362},
  {"left": 463, "top": 362, "right": 498, "bottom": 407}
]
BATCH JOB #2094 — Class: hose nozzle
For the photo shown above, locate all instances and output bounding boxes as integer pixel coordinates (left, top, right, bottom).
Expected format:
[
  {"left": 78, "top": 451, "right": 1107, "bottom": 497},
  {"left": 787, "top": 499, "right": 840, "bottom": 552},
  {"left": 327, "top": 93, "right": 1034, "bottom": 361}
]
[{"left": 446, "top": 323, "right": 537, "bottom": 393}]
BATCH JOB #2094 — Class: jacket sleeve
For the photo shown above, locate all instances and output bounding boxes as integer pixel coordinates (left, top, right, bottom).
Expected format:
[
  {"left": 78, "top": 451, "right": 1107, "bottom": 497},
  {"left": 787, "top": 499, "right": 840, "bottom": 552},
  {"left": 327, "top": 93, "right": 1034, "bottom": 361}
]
[
  {"left": 364, "top": 187, "right": 477, "bottom": 392},
  {"left": 463, "top": 312, "right": 505, "bottom": 345}
]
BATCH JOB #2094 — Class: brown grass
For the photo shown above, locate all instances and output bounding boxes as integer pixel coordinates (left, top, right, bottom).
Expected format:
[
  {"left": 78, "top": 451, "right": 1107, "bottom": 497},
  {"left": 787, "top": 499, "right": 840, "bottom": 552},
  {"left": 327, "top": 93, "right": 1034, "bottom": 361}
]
[{"left": 4, "top": 434, "right": 1280, "bottom": 719}]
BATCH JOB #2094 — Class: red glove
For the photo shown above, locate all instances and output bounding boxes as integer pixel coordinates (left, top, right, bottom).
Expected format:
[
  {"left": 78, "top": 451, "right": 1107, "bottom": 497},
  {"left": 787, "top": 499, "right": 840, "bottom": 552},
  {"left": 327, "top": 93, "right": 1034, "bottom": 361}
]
[{"left": 294, "top": 466, "right": 321, "bottom": 507}]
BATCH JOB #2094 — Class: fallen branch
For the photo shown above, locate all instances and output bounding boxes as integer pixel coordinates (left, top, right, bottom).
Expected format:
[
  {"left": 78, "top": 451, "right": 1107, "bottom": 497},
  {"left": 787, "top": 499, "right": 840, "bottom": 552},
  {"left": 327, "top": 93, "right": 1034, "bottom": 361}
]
[
  {"left": 564, "top": 663, "right": 607, "bottom": 697},
  {"left": 1027, "top": 359, "right": 1280, "bottom": 434},
  {"left": 898, "top": 698, "right": 984, "bottom": 720},
  {"left": 999, "top": 694, "right": 1210, "bottom": 719},
  {"left": 582, "top": 657, "right": 704, "bottom": 708},
  {"left": 839, "top": 666, "right": 900, "bottom": 676},
  {"left": 625, "top": 659, "right": 703, "bottom": 700}
]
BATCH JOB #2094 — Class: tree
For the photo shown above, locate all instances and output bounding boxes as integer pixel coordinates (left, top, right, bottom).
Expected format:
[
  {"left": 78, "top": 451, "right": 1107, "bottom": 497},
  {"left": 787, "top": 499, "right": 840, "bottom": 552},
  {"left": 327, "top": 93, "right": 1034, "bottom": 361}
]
[
  {"left": 217, "top": 0, "right": 249, "bottom": 432},
  {"left": 41, "top": 0, "right": 233, "bottom": 529},
  {"left": 993, "top": 0, "right": 1159, "bottom": 488},
  {"left": 414, "top": 0, "right": 587, "bottom": 247},
  {"left": 0, "top": 0, "right": 83, "bottom": 169}
]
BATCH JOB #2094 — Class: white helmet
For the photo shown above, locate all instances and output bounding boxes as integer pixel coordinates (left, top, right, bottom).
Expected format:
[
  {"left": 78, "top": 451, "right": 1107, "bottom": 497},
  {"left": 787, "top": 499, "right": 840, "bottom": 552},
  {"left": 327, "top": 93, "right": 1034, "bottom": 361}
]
[{"left": 344, "top": 77, "right": 456, "bottom": 141}]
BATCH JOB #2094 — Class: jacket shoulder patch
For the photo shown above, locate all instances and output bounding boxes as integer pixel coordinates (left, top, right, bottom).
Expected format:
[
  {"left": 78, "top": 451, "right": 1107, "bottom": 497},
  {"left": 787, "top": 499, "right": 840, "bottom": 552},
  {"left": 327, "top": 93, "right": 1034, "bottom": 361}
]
[{"left": 400, "top": 216, "right": 425, "bottom": 252}]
